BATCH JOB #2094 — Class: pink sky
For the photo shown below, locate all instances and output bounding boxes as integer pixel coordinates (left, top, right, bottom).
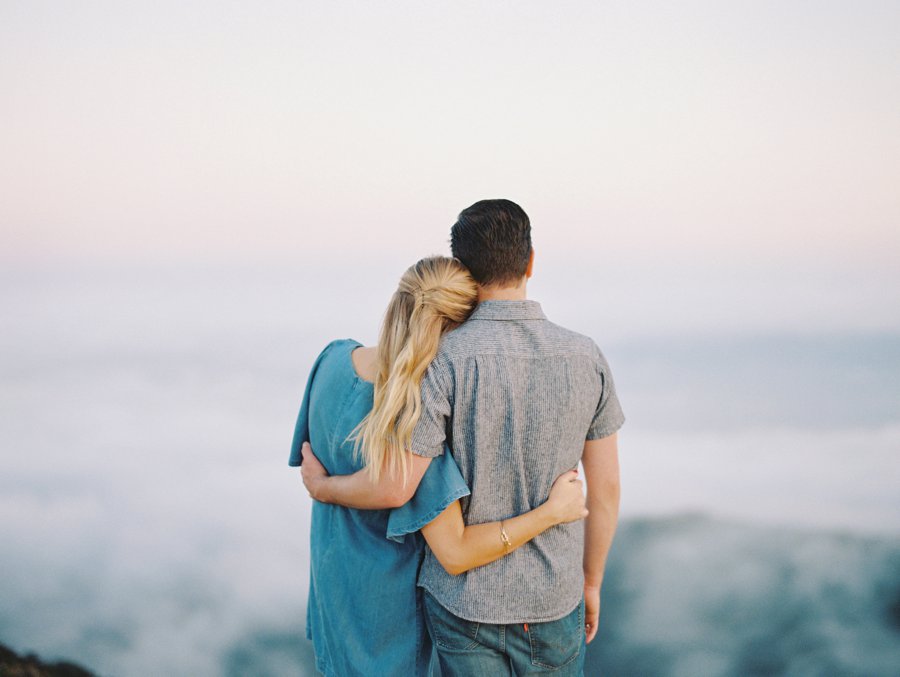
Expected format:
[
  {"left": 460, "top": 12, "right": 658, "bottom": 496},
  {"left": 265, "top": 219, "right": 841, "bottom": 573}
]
[{"left": 1, "top": 1, "right": 898, "bottom": 268}]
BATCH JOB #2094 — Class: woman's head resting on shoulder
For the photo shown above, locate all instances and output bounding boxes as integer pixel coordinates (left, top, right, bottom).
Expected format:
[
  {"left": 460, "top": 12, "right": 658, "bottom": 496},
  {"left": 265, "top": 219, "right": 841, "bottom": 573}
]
[
  {"left": 355, "top": 256, "right": 477, "bottom": 482},
  {"left": 382, "top": 256, "right": 477, "bottom": 366}
]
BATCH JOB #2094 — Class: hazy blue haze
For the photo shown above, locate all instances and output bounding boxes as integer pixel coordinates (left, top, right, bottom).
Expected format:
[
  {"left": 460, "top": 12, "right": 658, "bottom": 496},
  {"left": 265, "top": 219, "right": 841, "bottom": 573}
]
[{"left": 1, "top": 266, "right": 898, "bottom": 676}]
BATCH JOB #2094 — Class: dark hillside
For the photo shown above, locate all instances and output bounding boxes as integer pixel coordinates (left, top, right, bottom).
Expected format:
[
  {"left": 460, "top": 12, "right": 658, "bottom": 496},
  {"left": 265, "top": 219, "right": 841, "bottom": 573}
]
[{"left": 0, "top": 643, "right": 95, "bottom": 677}]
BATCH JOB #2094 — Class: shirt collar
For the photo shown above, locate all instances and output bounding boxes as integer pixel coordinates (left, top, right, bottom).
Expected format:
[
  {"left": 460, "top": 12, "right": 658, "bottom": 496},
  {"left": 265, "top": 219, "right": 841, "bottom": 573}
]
[{"left": 467, "top": 300, "right": 547, "bottom": 322}]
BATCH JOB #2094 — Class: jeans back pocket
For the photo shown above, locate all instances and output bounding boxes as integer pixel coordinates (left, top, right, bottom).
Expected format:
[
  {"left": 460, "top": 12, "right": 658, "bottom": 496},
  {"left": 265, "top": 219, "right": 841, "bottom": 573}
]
[
  {"left": 423, "top": 592, "right": 482, "bottom": 651},
  {"left": 527, "top": 599, "right": 584, "bottom": 669}
]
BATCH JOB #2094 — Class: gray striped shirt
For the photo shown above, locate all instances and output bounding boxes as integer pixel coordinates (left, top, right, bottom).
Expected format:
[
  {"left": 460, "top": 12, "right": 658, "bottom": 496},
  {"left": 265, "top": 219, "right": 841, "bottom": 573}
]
[{"left": 411, "top": 300, "right": 625, "bottom": 623}]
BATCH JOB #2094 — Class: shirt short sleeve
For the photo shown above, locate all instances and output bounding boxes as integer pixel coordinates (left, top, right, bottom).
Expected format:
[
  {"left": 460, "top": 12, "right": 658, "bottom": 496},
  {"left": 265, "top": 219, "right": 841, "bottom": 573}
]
[
  {"left": 288, "top": 340, "right": 342, "bottom": 466},
  {"left": 586, "top": 345, "right": 626, "bottom": 440},
  {"left": 386, "top": 445, "right": 470, "bottom": 543},
  {"left": 409, "top": 355, "right": 453, "bottom": 458}
]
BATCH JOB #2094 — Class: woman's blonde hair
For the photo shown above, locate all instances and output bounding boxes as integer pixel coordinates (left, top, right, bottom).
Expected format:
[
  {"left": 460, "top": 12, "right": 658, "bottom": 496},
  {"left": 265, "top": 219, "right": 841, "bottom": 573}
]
[{"left": 354, "top": 256, "right": 477, "bottom": 482}]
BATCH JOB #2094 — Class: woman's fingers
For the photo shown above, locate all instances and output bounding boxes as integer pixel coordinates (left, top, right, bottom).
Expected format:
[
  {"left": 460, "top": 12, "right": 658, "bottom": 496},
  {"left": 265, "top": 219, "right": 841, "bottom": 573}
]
[
  {"left": 561, "top": 479, "right": 587, "bottom": 522},
  {"left": 547, "top": 468, "right": 588, "bottom": 523}
]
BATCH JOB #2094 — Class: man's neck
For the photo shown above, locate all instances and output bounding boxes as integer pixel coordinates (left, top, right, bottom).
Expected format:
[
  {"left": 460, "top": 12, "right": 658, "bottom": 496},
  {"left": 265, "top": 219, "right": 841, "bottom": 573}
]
[{"left": 477, "top": 279, "right": 528, "bottom": 303}]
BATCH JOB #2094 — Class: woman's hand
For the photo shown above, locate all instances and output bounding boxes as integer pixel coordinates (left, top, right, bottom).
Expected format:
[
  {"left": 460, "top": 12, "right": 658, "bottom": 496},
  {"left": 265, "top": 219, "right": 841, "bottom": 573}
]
[
  {"left": 545, "top": 469, "right": 588, "bottom": 524},
  {"left": 301, "top": 442, "right": 330, "bottom": 501}
]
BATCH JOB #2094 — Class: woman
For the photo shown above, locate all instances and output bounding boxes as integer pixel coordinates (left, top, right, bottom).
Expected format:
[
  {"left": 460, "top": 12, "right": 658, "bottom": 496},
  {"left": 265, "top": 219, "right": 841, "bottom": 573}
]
[{"left": 289, "top": 257, "right": 586, "bottom": 677}]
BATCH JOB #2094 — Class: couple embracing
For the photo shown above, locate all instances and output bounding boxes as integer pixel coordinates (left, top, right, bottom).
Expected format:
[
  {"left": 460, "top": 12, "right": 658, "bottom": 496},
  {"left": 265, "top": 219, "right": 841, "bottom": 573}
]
[{"left": 290, "top": 199, "right": 624, "bottom": 676}]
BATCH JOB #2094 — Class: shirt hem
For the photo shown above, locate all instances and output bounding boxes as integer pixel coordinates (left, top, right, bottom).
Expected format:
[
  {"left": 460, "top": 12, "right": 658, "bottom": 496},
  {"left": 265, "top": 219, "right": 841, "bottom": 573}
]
[
  {"left": 410, "top": 441, "right": 445, "bottom": 458},
  {"left": 417, "top": 583, "right": 581, "bottom": 624},
  {"left": 586, "top": 415, "right": 626, "bottom": 441}
]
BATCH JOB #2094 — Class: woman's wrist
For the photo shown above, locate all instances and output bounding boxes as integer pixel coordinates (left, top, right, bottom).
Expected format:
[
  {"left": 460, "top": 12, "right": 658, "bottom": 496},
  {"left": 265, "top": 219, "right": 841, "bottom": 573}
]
[{"left": 535, "top": 500, "right": 564, "bottom": 528}]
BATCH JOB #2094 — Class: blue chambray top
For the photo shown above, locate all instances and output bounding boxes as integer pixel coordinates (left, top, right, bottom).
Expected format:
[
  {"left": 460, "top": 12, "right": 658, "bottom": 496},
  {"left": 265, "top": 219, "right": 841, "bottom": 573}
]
[{"left": 289, "top": 339, "right": 469, "bottom": 677}]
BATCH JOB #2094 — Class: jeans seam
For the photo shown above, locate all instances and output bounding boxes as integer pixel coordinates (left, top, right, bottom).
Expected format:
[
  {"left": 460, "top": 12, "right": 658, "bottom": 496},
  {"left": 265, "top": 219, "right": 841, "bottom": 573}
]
[{"left": 432, "top": 623, "right": 481, "bottom": 652}]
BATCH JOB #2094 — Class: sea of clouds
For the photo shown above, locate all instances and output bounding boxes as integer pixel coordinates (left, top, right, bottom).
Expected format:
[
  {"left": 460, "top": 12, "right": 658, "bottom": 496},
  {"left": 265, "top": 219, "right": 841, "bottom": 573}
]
[{"left": 1, "top": 265, "right": 897, "bottom": 676}]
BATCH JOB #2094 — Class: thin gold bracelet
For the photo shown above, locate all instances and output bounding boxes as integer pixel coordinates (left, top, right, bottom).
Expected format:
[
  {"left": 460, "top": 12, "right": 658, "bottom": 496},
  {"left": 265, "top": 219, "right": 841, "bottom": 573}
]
[{"left": 499, "top": 520, "right": 512, "bottom": 553}]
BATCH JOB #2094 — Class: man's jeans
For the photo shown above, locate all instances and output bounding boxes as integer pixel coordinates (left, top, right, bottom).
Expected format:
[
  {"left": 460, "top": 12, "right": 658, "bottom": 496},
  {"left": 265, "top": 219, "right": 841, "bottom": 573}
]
[{"left": 424, "top": 591, "right": 586, "bottom": 676}]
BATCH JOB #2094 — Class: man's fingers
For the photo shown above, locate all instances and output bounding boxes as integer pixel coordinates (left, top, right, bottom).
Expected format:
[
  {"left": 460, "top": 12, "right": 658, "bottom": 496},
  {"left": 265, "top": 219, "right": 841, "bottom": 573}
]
[{"left": 585, "top": 612, "right": 599, "bottom": 643}]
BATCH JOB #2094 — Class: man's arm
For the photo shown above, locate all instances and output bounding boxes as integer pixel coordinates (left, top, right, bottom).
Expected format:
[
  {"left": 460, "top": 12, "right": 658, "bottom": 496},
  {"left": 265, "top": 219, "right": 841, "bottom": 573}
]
[
  {"left": 300, "top": 442, "right": 433, "bottom": 509},
  {"left": 581, "top": 432, "right": 621, "bottom": 643},
  {"left": 302, "top": 351, "right": 452, "bottom": 510}
]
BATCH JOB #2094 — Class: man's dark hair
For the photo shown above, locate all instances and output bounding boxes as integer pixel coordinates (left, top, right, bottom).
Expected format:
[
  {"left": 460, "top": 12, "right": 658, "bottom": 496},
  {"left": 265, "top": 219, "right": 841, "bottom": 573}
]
[{"left": 450, "top": 199, "right": 532, "bottom": 286}]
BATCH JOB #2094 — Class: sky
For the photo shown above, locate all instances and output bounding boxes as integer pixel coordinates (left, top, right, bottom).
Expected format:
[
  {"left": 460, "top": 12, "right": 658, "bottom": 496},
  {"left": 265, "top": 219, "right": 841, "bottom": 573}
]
[
  {"left": 1, "top": 0, "right": 898, "bottom": 274},
  {"left": 1, "top": 5, "right": 899, "bottom": 673}
]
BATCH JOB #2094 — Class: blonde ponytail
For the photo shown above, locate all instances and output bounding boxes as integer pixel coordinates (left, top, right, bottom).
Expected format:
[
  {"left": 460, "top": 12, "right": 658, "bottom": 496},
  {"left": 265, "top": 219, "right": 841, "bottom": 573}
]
[{"left": 353, "top": 257, "right": 477, "bottom": 483}]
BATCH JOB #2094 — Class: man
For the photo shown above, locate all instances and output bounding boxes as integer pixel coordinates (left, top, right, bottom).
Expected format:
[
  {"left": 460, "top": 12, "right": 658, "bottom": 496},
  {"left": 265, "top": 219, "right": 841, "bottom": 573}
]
[{"left": 303, "top": 199, "right": 623, "bottom": 675}]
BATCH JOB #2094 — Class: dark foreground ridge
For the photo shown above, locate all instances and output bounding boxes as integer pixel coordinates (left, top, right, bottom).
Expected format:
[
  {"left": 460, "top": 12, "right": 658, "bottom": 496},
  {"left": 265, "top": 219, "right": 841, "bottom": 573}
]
[{"left": 0, "top": 643, "right": 95, "bottom": 677}]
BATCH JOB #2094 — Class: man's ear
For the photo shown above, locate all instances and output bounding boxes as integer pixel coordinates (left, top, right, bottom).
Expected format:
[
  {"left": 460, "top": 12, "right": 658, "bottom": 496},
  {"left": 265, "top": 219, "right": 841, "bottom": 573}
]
[{"left": 525, "top": 249, "right": 535, "bottom": 279}]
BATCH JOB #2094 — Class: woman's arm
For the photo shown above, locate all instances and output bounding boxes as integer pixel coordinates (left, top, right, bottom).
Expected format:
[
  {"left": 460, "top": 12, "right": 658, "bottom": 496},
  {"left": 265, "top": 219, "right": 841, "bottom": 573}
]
[{"left": 420, "top": 470, "right": 587, "bottom": 576}]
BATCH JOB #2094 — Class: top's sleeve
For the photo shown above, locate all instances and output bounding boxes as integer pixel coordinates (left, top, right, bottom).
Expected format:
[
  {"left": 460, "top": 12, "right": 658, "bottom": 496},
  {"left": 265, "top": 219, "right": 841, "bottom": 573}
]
[
  {"left": 288, "top": 341, "right": 338, "bottom": 466},
  {"left": 586, "top": 344, "right": 626, "bottom": 440},
  {"left": 409, "top": 354, "right": 453, "bottom": 458},
  {"left": 385, "top": 445, "right": 470, "bottom": 543}
]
